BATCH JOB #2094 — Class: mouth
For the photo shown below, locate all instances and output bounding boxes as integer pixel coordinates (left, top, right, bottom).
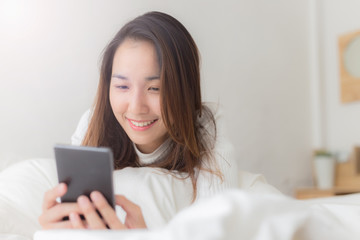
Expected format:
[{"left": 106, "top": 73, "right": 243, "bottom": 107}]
[{"left": 127, "top": 118, "right": 158, "bottom": 130}]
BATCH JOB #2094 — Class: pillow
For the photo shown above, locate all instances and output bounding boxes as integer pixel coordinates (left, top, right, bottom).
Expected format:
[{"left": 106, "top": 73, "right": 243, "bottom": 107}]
[
  {"left": 0, "top": 158, "right": 57, "bottom": 239},
  {"left": 0, "top": 234, "right": 32, "bottom": 240},
  {"left": 0, "top": 158, "right": 194, "bottom": 238},
  {"left": 113, "top": 167, "right": 193, "bottom": 229}
]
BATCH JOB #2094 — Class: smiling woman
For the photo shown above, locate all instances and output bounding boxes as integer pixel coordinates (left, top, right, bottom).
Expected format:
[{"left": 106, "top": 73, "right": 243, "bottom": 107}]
[
  {"left": 80, "top": 11, "right": 220, "bottom": 187},
  {"left": 38, "top": 11, "right": 277, "bottom": 231}
]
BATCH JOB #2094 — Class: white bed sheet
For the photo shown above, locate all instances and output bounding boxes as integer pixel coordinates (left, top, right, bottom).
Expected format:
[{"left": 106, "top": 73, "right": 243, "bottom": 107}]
[
  {"left": 2, "top": 158, "right": 360, "bottom": 240},
  {"left": 34, "top": 190, "right": 360, "bottom": 240}
]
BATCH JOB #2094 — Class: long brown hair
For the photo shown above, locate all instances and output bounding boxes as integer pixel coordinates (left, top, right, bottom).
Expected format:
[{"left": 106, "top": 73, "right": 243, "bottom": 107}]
[{"left": 82, "top": 11, "right": 218, "bottom": 200}]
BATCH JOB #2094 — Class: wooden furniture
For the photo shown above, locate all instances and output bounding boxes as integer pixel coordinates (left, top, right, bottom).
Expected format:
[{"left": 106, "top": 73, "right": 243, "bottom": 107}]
[
  {"left": 295, "top": 186, "right": 360, "bottom": 199},
  {"left": 338, "top": 30, "right": 360, "bottom": 103},
  {"left": 296, "top": 147, "right": 360, "bottom": 199}
]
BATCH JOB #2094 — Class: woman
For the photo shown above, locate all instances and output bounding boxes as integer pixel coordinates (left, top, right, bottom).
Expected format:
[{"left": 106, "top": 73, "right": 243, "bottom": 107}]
[{"left": 39, "top": 11, "right": 239, "bottom": 230}]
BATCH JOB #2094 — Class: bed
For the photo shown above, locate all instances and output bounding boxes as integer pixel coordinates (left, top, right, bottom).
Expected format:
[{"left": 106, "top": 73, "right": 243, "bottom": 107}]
[{"left": 1, "top": 158, "right": 360, "bottom": 240}]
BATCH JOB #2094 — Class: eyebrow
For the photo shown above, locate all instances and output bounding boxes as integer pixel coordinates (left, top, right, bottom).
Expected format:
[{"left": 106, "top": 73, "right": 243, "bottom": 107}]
[
  {"left": 111, "top": 74, "right": 127, "bottom": 80},
  {"left": 111, "top": 74, "right": 160, "bottom": 81},
  {"left": 146, "top": 76, "right": 160, "bottom": 81}
]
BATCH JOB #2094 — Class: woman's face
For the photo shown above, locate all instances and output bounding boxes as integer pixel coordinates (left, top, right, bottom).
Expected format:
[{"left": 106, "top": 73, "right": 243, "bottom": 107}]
[{"left": 109, "top": 38, "right": 168, "bottom": 154}]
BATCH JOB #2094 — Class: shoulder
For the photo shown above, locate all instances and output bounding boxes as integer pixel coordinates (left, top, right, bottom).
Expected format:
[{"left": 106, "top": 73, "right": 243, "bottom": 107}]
[
  {"left": 197, "top": 102, "right": 239, "bottom": 191},
  {"left": 198, "top": 102, "right": 228, "bottom": 140},
  {"left": 200, "top": 102, "right": 234, "bottom": 166},
  {"left": 198, "top": 102, "right": 221, "bottom": 127},
  {"left": 71, "top": 109, "right": 92, "bottom": 145}
]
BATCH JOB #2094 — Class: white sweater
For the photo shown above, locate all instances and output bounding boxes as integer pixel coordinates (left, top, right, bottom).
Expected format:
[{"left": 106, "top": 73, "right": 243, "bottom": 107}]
[{"left": 71, "top": 105, "right": 280, "bottom": 200}]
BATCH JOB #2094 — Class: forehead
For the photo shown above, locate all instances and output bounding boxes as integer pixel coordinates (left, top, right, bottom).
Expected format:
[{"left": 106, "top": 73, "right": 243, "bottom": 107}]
[
  {"left": 112, "top": 38, "right": 159, "bottom": 68},
  {"left": 111, "top": 39, "right": 161, "bottom": 81},
  {"left": 114, "top": 38, "right": 156, "bottom": 59}
]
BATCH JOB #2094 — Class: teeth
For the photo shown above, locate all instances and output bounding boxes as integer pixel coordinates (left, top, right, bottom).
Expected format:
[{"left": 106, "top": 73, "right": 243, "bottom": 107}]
[{"left": 130, "top": 120, "right": 156, "bottom": 127}]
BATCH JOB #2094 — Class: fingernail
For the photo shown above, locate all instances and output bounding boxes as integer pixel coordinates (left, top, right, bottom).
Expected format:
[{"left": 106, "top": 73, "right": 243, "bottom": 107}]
[
  {"left": 58, "top": 183, "right": 65, "bottom": 193},
  {"left": 78, "top": 196, "right": 89, "bottom": 206},
  {"left": 90, "top": 191, "right": 101, "bottom": 202}
]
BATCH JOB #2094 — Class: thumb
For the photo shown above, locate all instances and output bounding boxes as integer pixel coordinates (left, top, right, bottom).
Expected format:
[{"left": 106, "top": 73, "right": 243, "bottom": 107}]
[
  {"left": 115, "top": 195, "right": 147, "bottom": 229},
  {"left": 115, "top": 195, "right": 140, "bottom": 213}
]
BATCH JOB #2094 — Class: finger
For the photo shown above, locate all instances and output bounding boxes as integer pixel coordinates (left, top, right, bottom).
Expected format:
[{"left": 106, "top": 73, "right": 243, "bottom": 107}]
[
  {"left": 115, "top": 195, "right": 147, "bottom": 229},
  {"left": 42, "top": 183, "right": 67, "bottom": 211},
  {"left": 40, "top": 202, "right": 81, "bottom": 223},
  {"left": 41, "top": 220, "right": 73, "bottom": 230},
  {"left": 115, "top": 195, "right": 140, "bottom": 213},
  {"left": 69, "top": 212, "right": 86, "bottom": 229},
  {"left": 77, "top": 195, "right": 106, "bottom": 229},
  {"left": 90, "top": 191, "right": 126, "bottom": 230}
]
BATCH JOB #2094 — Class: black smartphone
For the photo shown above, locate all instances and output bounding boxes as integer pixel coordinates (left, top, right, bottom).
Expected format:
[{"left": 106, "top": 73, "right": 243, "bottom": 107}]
[{"left": 54, "top": 144, "right": 115, "bottom": 219}]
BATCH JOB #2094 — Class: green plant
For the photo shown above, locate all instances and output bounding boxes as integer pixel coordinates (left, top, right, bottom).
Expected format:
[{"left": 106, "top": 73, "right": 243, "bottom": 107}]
[{"left": 314, "top": 149, "right": 333, "bottom": 157}]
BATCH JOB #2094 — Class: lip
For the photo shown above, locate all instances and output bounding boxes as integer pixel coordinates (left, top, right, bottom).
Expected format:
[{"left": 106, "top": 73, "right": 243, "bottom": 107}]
[{"left": 127, "top": 118, "right": 158, "bottom": 131}]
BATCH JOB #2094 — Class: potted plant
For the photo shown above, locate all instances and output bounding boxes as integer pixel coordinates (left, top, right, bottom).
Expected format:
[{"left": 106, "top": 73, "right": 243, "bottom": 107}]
[{"left": 313, "top": 149, "right": 335, "bottom": 189}]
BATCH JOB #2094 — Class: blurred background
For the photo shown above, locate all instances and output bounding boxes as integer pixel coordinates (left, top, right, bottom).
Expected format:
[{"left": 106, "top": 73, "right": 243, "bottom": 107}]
[{"left": 1, "top": 0, "right": 360, "bottom": 196}]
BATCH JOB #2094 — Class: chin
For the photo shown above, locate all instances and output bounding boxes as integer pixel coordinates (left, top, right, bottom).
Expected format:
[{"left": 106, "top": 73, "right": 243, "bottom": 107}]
[{"left": 131, "top": 138, "right": 151, "bottom": 147}]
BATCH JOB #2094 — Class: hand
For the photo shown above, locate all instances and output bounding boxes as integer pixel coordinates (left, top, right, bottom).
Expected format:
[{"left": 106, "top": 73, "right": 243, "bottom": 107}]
[
  {"left": 69, "top": 192, "right": 147, "bottom": 229},
  {"left": 115, "top": 194, "right": 147, "bottom": 229},
  {"left": 38, "top": 183, "right": 82, "bottom": 229}
]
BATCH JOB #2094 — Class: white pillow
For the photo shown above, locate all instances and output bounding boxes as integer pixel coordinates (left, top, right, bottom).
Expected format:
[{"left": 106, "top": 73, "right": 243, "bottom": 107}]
[
  {"left": 0, "top": 158, "right": 57, "bottom": 239},
  {"left": 0, "top": 158, "right": 194, "bottom": 238},
  {"left": 0, "top": 234, "right": 32, "bottom": 240},
  {"left": 113, "top": 167, "right": 193, "bottom": 229}
]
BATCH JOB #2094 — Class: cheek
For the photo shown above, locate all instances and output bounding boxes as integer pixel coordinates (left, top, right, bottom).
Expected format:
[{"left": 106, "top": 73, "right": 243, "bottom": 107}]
[
  {"left": 149, "top": 96, "right": 162, "bottom": 115},
  {"left": 109, "top": 90, "right": 127, "bottom": 114}
]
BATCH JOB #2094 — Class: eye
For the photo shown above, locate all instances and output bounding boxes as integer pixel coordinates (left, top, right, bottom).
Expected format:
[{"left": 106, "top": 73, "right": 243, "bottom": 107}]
[
  {"left": 148, "top": 87, "right": 160, "bottom": 92},
  {"left": 115, "top": 85, "right": 129, "bottom": 90}
]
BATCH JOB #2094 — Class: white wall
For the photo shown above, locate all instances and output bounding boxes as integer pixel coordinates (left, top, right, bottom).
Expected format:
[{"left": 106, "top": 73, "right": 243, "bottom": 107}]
[
  {"left": 0, "top": 0, "right": 313, "bottom": 195},
  {"left": 316, "top": 0, "right": 360, "bottom": 154},
  {"left": 201, "top": 1, "right": 313, "bottom": 195}
]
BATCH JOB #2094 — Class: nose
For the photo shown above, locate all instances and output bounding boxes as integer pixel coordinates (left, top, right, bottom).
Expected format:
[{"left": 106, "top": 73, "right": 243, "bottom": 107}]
[{"left": 128, "top": 89, "right": 149, "bottom": 114}]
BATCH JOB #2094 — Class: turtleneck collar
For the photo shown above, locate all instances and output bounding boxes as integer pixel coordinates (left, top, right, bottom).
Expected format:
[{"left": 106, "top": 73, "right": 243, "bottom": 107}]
[{"left": 134, "top": 137, "right": 172, "bottom": 165}]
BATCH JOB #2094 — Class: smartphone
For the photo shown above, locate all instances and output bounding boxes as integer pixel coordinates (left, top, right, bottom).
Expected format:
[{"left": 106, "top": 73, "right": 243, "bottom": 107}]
[{"left": 54, "top": 144, "right": 115, "bottom": 214}]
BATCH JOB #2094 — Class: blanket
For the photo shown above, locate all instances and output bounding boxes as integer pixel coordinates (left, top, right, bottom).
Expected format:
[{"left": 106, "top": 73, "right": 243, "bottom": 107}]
[
  {"left": 2, "top": 158, "right": 360, "bottom": 240},
  {"left": 34, "top": 190, "right": 360, "bottom": 240}
]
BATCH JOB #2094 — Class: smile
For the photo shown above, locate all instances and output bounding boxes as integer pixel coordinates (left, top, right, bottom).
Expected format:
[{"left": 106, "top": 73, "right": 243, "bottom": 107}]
[{"left": 128, "top": 119, "right": 158, "bottom": 130}]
